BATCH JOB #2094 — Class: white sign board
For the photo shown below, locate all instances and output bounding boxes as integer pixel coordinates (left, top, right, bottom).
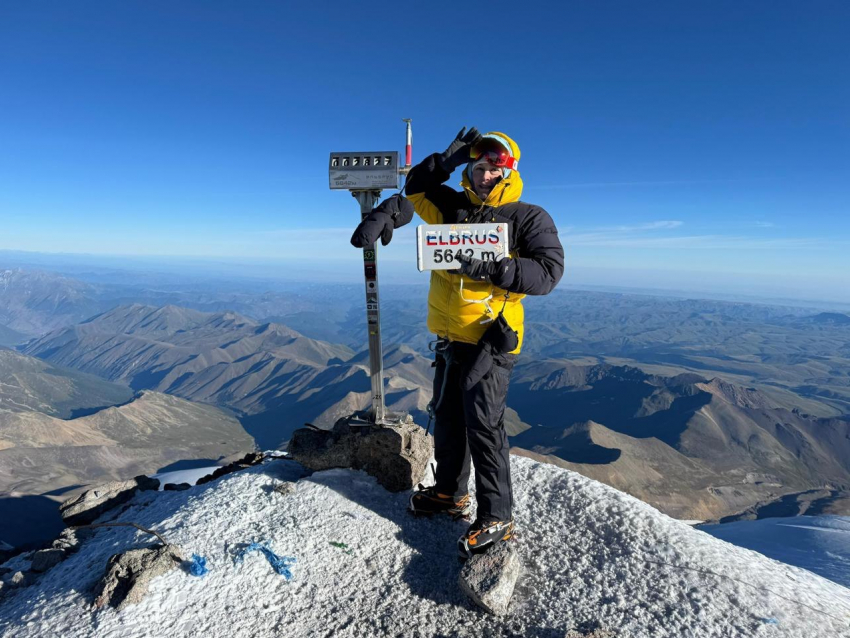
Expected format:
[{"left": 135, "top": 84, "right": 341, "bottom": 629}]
[{"left": 416, "top": 223, "right": 510, "bottom": 272}]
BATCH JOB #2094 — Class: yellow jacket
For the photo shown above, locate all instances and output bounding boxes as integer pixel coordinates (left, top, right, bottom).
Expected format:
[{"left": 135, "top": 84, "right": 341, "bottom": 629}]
[{"left": 406, "top": 132, "right": 564, "bottom": 354}]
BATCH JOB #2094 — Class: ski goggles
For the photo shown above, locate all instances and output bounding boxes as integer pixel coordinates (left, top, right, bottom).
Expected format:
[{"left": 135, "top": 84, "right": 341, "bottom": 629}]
[{"left": 469, "top": 138, "right": 518, "bottom": 171}]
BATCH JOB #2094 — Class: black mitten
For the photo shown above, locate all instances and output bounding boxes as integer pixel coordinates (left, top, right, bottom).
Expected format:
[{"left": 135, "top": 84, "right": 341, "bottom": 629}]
[
  {"left": 464, "top": 342, "right": 494, "bottom": 391},
  {"left": 484, "top": 313, "right": 519, "bottom": 353},
  {"left": 350, "top": 195, "right": 414, "bottom": 247},
  {"left": 350, "top": 211, "right": 393, "bottom": 247},
  {"left": 462, "top": 314, "right": 519, "bottom": 390}
]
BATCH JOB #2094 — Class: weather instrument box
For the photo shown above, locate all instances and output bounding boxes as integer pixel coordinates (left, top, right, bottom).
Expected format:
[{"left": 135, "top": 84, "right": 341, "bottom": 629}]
[
  {"left": 326, "top": 121, "right": 416, "bottom": 427},
  {"left": 328, "top": 152, "right": 400, "bottom": 190},
  {"left": 416, "top": 223, "right": 510, "bottom": 271}
]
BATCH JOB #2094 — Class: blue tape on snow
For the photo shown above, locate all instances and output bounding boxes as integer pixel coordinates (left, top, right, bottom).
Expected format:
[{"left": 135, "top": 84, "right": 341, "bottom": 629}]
[
  {"left": 234, "top": 542, "right": 296, "bottom": 579},
  {"left": 189, "top": 554, "right": 209, "bottom": 577}
]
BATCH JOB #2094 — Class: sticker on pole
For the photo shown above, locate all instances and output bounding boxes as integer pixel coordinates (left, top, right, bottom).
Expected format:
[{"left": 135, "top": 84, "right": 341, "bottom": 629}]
[{"left": 416, "top": 223, "right": 510, "bottom": 272}]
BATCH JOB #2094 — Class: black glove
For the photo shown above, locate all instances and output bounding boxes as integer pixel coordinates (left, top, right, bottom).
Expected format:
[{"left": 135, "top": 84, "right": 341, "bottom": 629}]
[
  {"left": 438, "top": 126, "right": 482, "bottom": 173},
  {"left": 350, "top": 194, "right": 415, "bottom": 248},
  {"left": 463, "top": 314, "right": 519, "bottom": 390},
  {"left": 450, "top": 253, "right": 500, "bottom": 282}
]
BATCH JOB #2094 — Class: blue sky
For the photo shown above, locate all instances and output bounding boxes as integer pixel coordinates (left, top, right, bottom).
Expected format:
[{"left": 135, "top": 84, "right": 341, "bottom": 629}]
[{"left": 1, "top": 1, "right": 848, "bottom": 301}]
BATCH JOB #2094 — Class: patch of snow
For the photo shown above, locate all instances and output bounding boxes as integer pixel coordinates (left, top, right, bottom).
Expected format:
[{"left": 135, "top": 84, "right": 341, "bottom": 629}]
[
  {"left": 1, "top": 457, "right": 848, "bottom": 637},
  {"left": 700, "top": 516, "right": 850, "bottom": 589},
  {"left": 151, "top": 467, "right": 221, "bottom": 490}
]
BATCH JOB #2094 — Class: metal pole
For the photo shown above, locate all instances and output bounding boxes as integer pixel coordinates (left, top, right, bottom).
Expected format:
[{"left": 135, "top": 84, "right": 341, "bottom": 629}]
[{"left": 355, "top": 189, "right": 386, "bottom": 424}]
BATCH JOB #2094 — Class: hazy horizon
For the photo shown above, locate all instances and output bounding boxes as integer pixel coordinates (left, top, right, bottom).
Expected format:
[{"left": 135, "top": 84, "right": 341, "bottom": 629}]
[{"left": 3, "top": 248, "right": 850, "bottom": 312}]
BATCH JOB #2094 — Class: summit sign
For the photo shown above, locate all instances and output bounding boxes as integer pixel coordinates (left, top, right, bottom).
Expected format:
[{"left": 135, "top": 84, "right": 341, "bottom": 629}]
[{"left": 416, "top": 223, "right": 510, "bottom": 271}]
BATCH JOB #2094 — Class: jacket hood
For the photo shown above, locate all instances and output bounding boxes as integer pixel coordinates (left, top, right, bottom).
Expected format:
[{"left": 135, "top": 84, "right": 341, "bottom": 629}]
[{"left": 461, "top": 131, "right": 523, "bottom": 207}]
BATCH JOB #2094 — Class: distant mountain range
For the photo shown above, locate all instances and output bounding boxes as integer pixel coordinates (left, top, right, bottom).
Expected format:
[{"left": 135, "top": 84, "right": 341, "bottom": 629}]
[
  {"left": 4, "top": 264, "right": 850, "bottom": 523},
  {"left": 17, "top": 301, "right": 850, "bottom": 521},
  {"left": 0, "top": 264, "right": 373, "bottom": 346},
  {"left": 713, "top": 487, "right": 850, "bottom": 523},
  {"left": 507, "top": 361, "right": 850, "bottom": 519},
  {"left": 0, "top": 269, "right": 102, "bottom": 341},
  {"left": 21, "top": 304, "right": 434, "bottom": 448},
  {"left": 4, "top": 265, "right": 849, "bottom": 416}
]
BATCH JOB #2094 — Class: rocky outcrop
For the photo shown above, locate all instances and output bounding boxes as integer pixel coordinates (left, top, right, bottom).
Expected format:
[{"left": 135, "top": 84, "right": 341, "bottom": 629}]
[
  {"left": 30, "top": 548, "right": 65, "bottom": 573},
  {"left": 288, "top": 416, "right": 431, "bottom": 492},
  {"left": 163, "top": 482, "right": 192, "bottom": 491},
  {"left": 0, "top": 528, "right": 87, "bottom": 597},
  {"left": 274, "top": 481, "right": 297, "bottom": 496},
  {"left": 195, "top": 452, "right": 265, "bottom": 485},
  {"left": 94, "top": 544, "right": 185, "bottom": 611},
  {"left": 458, "top": 542, "right": 522, "bottom": 616},
  {"left": 1, "top": 570, "right": 34, "bottom": 590},
  {"left": 51, "top": 528, "right": 86, "bottom": 553},
  {"left": 59, "top": 475, "right": 160, "bottom": 526}
]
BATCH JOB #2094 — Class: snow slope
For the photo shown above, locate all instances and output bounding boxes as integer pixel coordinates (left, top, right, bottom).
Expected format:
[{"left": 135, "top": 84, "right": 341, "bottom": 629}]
[
  {"left": 2, "top": 456, "right": 849, "bottom": 638},
  {"left": 151, "top": 466, "right": 222, "bottom": 489},
  {"left": 701, "top": 516, "right": 850, "bottom": 589}
]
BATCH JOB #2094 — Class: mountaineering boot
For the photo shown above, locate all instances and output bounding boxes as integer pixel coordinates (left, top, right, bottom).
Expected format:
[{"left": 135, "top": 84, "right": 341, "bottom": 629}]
[
  {"left": 409, "top": 484, "right": 471, "bottom": 519},
  {"left": 457, "top": 519, "right": 514, "bottom": 560}
]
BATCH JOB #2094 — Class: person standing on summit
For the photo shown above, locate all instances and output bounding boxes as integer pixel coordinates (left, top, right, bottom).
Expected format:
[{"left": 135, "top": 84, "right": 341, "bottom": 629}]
[{"left": 351, "top": 128, "right": 564, "bottom": 558}]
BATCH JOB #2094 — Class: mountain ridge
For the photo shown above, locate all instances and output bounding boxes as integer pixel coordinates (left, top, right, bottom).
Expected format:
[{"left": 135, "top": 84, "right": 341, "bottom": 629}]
[
  {"left": 0, "top": 349, "right": 133, "bottom": 418},
  {"left": 18, "top": 303, "right": 850, "bottom": 520},
  {"left": 21, "top": 305, "right": 430, "bottom": 448},
  {"left": 509, "top": 360, "right": 850, "bottom": 519}
]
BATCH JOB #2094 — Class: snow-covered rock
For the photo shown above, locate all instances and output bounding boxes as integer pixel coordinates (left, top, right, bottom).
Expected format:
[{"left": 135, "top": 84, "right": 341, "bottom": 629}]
[
  {"left": 59, "top": 475, "right": 160, "bottom": 526},
  {"left": 0, "top": 456, "right": 848, "bottom": 637}
]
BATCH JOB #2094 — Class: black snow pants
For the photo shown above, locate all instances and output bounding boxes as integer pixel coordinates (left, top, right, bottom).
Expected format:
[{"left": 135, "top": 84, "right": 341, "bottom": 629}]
[{"left": 431, "top": 340, "right": 517, "bottom": 523}]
